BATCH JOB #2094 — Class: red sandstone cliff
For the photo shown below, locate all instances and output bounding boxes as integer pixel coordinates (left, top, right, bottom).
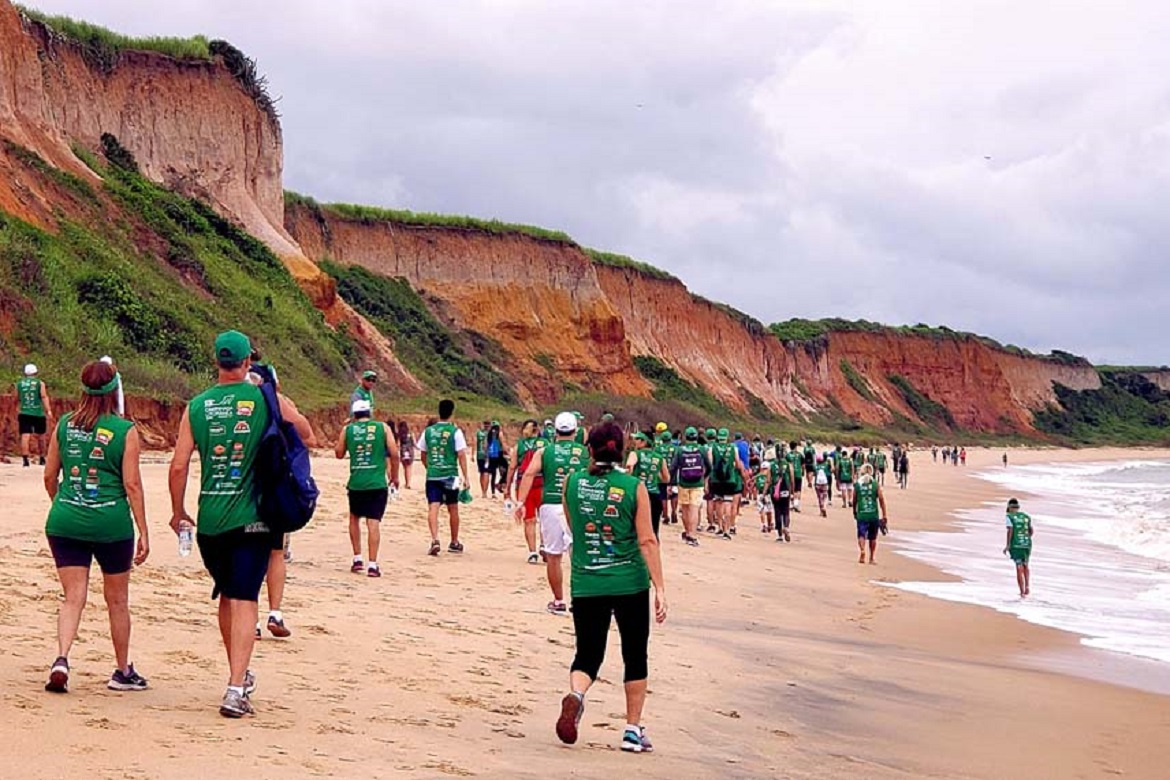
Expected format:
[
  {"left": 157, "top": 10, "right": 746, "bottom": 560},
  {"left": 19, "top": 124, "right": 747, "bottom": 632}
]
[{"left": 285, "top": 204, "right": 650, "bottom": 405}]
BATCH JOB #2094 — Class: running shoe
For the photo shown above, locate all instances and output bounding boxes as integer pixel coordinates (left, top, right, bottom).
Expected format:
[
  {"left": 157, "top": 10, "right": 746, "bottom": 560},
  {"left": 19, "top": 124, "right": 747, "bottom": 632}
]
[
  {"left": 367, "top": 565, "right": 382, "bottom": 578},
  {"left": 448, "top": 541, "right": 464, "bottom": 554},
  {"left": 45, "top": 656, "right": 69, "bottom": 693},
  {"left": 428, "top": 539, "right": 441, "bottom": 556},
  {"left": 527, "top": 552, "right": 540, "bottom": 565},
  {"left": 620, "top": 725, "right": 653, "bottom": 753},
  {"left": 107, "top": 664, "right": 149, "bottom": 691},
  {"left": 547, "top": 601, "right": 568, "bottom": 617},
  {"left": 243, "top": 669, "right": 257, "bottom": 696},
  {"left": 706, "top": 525, "right": 717, "bottom": 533},
  {"left": 22, "top": 456, "right": 30, "bottom": 468},
  {"left": 219, "top": 688, "right": 254, "bottom": 718},
  {"left": 555, "top": 692, "right": 584, "bottom": 744},
  {"left": 721, "top": 531, "right": 732, "bottom": 540},
  {"left": 39, "top": 456, "right": 45, "bottom": 466},
  {"left": 729, "top": 527, "right": 737, "bottom": 536},
  {"left": 351, "top": 559, "right": 364, "bottom": 573},
  {"left": 683, "top": 534, "right": 700, "bottom": 547},
  {"left": 267, "top": 615, "right": 291, "bottom": 638},
  {"left": 255, "top": 625, "right": 262, "bottom": 639}
]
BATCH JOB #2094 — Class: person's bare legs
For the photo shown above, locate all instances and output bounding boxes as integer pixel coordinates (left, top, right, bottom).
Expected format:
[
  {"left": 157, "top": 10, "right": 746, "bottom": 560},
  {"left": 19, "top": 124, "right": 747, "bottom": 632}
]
[
  {"left": 546, "top": 553, "right": 564, "bottom": 601},
  {"left": 524, "top": 519, "right": 537, "bottom": 554},
  {"left": 221, "top": 597, "right": 258, "bottom": 687},
  {"left": 102, "top": 571, "right": 131, "bottom": 671},
  {"left": 717, "top": 500, "right": 730, "bottom": 533},
  {"left": 857, "top": 536, "right": 867, "bottom": 564},
  {"left": 1023, "top": 564, "right": 1030, "bottom": 596},
  {"left": 448, "top": 505, "right": 461, "bottom": 545},
  {"left": 367, "top": 519, "right": 381, "bottom": 563},
  {"left": 681, "top": 503, "right": 697, "bottom": 538},
  {"left": 55, "top": 566, "right": 89, "bottom": 659},
  {"left": 624, "top": 679, "right": 648, "bottom": 726},
  {"left": 427, "top": 503, "right": 441, "bottom": 542},
  {"left": 479, "top": 471, "right": 489, "bottom": 498},
  {"left": 349, "top": 513, "right": 362, "bottom": 557},
  {"left": 266, "top": 551, "right": 285, "bottom": 614},
  {"left": 868, "top": 539, "right": 878, "bottom": 564},
  {"left": 20, "top": 433, "right": 31, "bottom": 461},
  {"left": 403, "top": 462, "right": 412, "bottom": 490}
]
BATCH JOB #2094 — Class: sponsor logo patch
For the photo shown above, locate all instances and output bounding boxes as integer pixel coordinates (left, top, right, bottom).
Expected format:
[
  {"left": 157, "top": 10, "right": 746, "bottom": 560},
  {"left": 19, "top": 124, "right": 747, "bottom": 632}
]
[
  {"left": 234, "top": 421, "right": 251, "bottom": 435},
  {"left": 603, "top": 505, "right": 619, "bottom": 518},
  {"left": 236, "top": 400, "right": 255, "bottom": 417},
  {"left": 95, "top": 428, "right": 113, "bottom": 445},
  {"left": 89, "top": 447, "right": 105, "bottom": 461}
]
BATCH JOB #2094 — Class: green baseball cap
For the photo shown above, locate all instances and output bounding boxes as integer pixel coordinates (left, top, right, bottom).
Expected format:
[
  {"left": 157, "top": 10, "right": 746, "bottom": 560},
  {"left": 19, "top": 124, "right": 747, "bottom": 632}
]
[
  {"left": 362, "top": 369, "right": 378, "bottom": 380},
  {"left": 705, "top": 427, "right": 716, "bottom": 437},
  {"left": 602, "top": 413, "right": 615, "bottom": 422},
  {"left": 573, "top": 411, "right": 584, "bottom": 420},
  {"left": 717, "top": 427, "right": 730, "bottom": 442},
  {"left": 633, "top": 432, "right": 649, "bottom": 443},
  {"left": 214, "top": 330, "right": 252, "bottom": 364},
  {"left": 684, "top": 426, "right": 698, "bottom": 440},
  {"left": 659, "top": 430, "right": 672, "bottom": 442}
]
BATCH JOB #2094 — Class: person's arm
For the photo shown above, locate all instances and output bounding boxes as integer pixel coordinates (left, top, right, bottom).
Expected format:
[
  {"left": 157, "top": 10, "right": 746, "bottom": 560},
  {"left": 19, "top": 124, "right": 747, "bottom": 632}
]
[
  {"left": 168, "top": 409, "right": 196, "bottom": 534},
  {"left": 42, "top": 422, "right": 61, "bottom": 499},
  {"left": 505, "top": 443, "right": 522, "bottom": 499},
  {"left": 659, "top": 460, "right": 671, "bottom": 486},
  {"left": 279, "top": 394, "right": 317, "bottom": 448},
  {"left": 334, "top": 425, "right": 347, "bottom": 459},
  {"left": 122, "top": 426, "right": 149, "bottom": 566},
  {"left": 514, "top": 449, "right": 544, "bottom": 520},
  {"left": 633, "top": 483, "right": 667, "bottom": 624},
  {"left": 384, "top": 423, "right": 400, "bottom": 487},
  {"left": 40, "top": 382, "right": 54, "bottom": 421},
  {"left": 624, "top": 451, "right": 638, "bottom": 472},
  {"left": 456, "top": 431, "right": 470, "bottom": 487}
]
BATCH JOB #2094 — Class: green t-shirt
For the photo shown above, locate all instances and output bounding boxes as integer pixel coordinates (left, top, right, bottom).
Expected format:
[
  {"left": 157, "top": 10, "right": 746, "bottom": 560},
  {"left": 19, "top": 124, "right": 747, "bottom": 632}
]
[
  {"left": 188, "top": 381, "right": 270, "bottom": 536},
  {"left": 815, "top": 461, "right": 832, "bottom": 485},
  {"left": 631, "top": 448, "right": 666, "bottom": 493},
  {"left": 346, "top": 420, "right": 388, "bottom": 491},
  {"left": 540, "top": 439, "right": 589, "bottom": 504},
  {"left": 837, "top": 457, "right": 854, "bottom": 482},
  {"left": 711, "top": 442, "right": 738, "bottom": 484},
  {"left": 475, "top": 428, "right": 489, "bottom": 460},
  {"left": 424, "top": 422, "right": 460, "bottom": 479},
  {"left": 517, "top": 436, "right": 546, "bottom": 466},
  {"left": 754, "top": 471, "right": 769, "bottom": 494},
  {"left": 17, "top": 377, "right": 45, "bottom": 417},
  {"left": 45, "top": 413, "right": 134, "bottom": 543},
  {"left": 770, "top": 459, "right": 793, "bottom": 495},
  {"left": 854, "top": 480, "right": 880, "bottom": 521},
  {"left": 1007, "top": 511, "right": 1033, "bottom": 551},
  {"left": 565, "top": 470, "right": 649, "bottom": 598},
  {"left": 574, "top": 427, "right": 587, "bottom": 446},
  {"left": 787, "top": 451, "right": 803, "bottom": 477},
  {"left": 352, "top": 385, "right": 373, "bottom": 410},
  {"left": 875, "top": 452, "right": 887, "bottom": 469}
]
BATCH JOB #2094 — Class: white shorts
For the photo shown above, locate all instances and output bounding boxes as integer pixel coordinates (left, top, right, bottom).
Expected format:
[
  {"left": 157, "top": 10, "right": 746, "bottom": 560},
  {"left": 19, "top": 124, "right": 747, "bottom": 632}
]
[{"left": 538, "top": 504, "right": 572, "bottom": 555}]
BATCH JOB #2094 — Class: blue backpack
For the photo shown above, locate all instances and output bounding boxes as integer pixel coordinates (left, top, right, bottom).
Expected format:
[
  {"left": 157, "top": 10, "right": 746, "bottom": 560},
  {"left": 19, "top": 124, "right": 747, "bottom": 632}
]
[{"left": 251, "top": 363, "right": 319, "bottom": 533}]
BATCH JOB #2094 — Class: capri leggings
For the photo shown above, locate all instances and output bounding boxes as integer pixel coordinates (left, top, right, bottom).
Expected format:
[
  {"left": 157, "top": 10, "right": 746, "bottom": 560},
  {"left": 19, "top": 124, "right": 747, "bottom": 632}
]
[
  {"left": 570, "top": 589, "right": 651, "bottom": 683},
  {"left": 648, "top": 494, "right": 663, "bottom": 538}
]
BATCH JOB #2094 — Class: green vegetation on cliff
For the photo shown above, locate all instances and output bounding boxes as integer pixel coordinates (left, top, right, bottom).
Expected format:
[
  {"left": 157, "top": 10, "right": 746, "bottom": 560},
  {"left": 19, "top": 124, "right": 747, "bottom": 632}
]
[
  {"left": 1034, "top": 372, "right": 1170, "bottom": 445},
  {"left": 584, "top": 249, "right": 677, "bottom": 282},
  {"left": 17, "top": 7, "right": 213, "bottom": 64},
  {"left": 887, "top": 375, "right": 957, "bottom": 430},
  {"left": 322, "top": 261, "right": 517, "bottom": 404},
  {"left": 0, "top": 139, "right": 355, "bottom": 404},
  {"left": 632, "top": 355, "right": 722, "bottom": 414}
]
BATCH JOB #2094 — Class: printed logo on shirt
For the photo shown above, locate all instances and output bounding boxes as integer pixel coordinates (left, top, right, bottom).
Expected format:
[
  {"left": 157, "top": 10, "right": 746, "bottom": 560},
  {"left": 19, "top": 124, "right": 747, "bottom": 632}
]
[
  {"left": 236, "top": 400, "right": 254, "bottom": 417},
  {"left": 234, "top": 421, "right": 251, "bottom": 435},
  {"left": 209, "top": 423, "right": 226, "bottom": 437},
  {"left": 95, "top": 428, "right": 113, "bottom": 445},
  {"left": 89, "top": 447, "right": 105, "bottom": 461},
  {"left": 603, "top": 505, "right": 619, "bottom": 518},
  {"left": 607, "top": 487, "right": 625, "bottom": 503}
]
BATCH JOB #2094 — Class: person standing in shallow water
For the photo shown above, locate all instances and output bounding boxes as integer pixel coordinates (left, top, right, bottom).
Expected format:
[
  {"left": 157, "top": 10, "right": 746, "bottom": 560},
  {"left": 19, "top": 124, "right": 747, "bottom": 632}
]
[
  {"left": 555, "top": 422, "right": 667, "bottom": 753},
  {"left": 42, "top": 360, "right": 149, "bottom": 694},
  {"left": 1004, "top": 498, "right": 1034, "bottom": 598}
]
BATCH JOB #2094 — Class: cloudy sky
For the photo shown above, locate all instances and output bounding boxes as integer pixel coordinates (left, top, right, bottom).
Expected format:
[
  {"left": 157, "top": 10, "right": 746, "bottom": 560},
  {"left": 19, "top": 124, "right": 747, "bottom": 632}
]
[{"left": 29, "top": 0, "right": 1170, "bottom": 364}]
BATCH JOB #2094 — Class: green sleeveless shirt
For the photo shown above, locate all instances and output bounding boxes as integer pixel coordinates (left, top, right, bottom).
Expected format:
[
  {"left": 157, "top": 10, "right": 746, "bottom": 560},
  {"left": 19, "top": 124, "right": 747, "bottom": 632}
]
[
  {"left": 854, "top": 480, "right": 880, "bottom": 521},
  {"left": 188, "top": 382, "right": 270, "bottom": 536},
  {"left": 346, "top": 420, "right": 388, "bottom": 491},
  {"left": 424, "top": 422, "right": 460, "bottom": 479},
  {"left": 17, "top": 377, "right": 45, "bottom": 417},
  {"left": 631, "top": 448, "right": 666, "bottom": 493},
  {"left": 45, "top": 413, "right": 134, "bottom": 543},
  {"left": 540, "top": 439, "right": 589, "bottom": 505},
  {"left": 1007, "top": 511, "right": 1033, "bottom": 552},
  {"left": 565, "top": 470, "right": 649, "bottom": 598}
]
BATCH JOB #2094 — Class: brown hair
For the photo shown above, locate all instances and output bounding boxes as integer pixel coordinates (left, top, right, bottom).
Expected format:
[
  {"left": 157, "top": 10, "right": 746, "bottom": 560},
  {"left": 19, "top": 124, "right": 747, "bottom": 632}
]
[
  {"left": 72, "top": 360, "right": 119, "bottom": 432},
  {"left": 587, "top": 422, "right": 626, "bottom": 476}
]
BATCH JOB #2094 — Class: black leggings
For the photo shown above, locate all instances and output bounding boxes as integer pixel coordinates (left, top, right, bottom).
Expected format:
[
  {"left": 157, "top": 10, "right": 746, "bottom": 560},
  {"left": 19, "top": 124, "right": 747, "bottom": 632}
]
[
  {"left": 571, "top": 589, "right": 650, "bottom": 683},
  {"left": 649, "top": 495, "right": 663, "bottom": 538},
  {"left": 775, "top": 497, "right": 791, "bottom": 533}
]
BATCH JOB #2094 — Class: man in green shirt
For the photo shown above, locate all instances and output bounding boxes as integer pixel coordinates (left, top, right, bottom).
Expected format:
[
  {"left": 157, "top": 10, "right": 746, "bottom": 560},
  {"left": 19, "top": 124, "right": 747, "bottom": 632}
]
[
  {"left": 836, "top": 452, "right": 855, "bottom": 509},
  {"left": 852, "top": 464, "right": 888, "bottom": 565},
  {"left": 516, "top": 412, "right": 589, "bottom": 616},
  {"left": 169, "top": 330, "right": 315, "bottom": 718},
  {"left": 1003, "top": 498, "right": 1034, "bottom": 597},
  {"left": 16, "top": 363, "right": 54, "bottom": 467},
  {"left": 351, "top": 370, "right": 377, "bottom": 412},
  {"left": 418, "top": 399, "right": 472, "bottom": 556},
  {"left": 475, "top": 419, "right": 492, "bottom": 498},
  {"left": 334, "top": 399, "right": 399, "bottom": 578},
  {"left": 670, "top": 427, "right": 710, "bottom": 547}
]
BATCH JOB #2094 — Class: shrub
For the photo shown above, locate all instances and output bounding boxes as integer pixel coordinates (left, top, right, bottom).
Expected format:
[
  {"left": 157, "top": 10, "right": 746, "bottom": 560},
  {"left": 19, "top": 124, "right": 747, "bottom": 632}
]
[
  {"left": 632, "top": 355, "right": 722, "bottom": 414},
  {"left": 840, "top": 359, "right": 876, "bottom": 402},
  {"left": 887, "top": 375, "right": 957, "bottom": 430},
  {"left": 584, "top": 249, "right": 677, "bottom": 281}
]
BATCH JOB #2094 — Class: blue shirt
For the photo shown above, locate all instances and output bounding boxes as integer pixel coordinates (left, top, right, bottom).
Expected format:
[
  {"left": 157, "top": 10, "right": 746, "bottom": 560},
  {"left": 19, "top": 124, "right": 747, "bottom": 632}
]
[{"left": 735, "top": 440, "right": 750, "bottom": 466}]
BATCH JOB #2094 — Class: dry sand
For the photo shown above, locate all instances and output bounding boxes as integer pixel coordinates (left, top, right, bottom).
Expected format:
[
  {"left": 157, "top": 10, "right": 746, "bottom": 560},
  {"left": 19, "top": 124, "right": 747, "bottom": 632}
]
[{"left": 1, "top": 445, "right": 1169, "bottom": 779}]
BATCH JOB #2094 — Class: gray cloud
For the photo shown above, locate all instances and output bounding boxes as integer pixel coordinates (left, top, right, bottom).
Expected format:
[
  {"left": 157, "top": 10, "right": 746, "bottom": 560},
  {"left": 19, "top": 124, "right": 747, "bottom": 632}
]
[{"left": 26, "top": 0, "right": 1170, "bottom": 364}]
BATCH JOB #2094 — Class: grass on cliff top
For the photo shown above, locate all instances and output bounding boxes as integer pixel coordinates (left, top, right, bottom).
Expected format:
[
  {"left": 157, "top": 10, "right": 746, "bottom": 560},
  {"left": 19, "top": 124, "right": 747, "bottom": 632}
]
[
  {"left": 285, "top": 191, "right": 574, "bottom": 244},
  {"left": 17, "top": 7, "right": 213, "bottom": 61},
  {"left": 583, "top": 249, "right": 678, "bottom": 282},
  {"left": 768, "top": 317, "right": 1089, "bottom": 366},
  {"left": 0, "top": 140, "right": 355, "bottom": 406}
]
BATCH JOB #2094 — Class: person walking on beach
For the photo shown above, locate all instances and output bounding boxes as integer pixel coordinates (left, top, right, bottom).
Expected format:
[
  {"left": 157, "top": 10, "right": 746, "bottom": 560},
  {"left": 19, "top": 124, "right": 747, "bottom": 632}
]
[
  {"left": 515, "top": 412, "right": 588, "bottom": 615},
  {"left": 168, "top": 331, "right": 315, "bottom": 717},
  {"left": 474, "top": 420, "right": 492, "bottom": 498},
  {"left": 770, "top": 451, "right": 795, "bottom": 542},
  {"left": 486, "top": 421, "right": 508, "bottom": 497},
  {"left": 335, "top": 399, "right": 399, "bottom": 577},
  {"left": 505, "top": 419, "right": 547, "bottom": 564},
  {"left": 853, "top": 464, "right": 888, "bottom": 564},
  {"left": 898, "top": 449, "right": 910, "bottom": 489},
  {"left": 658, "top": 429, "right": 680, "bottom": 525},
  {"left": 554, "top": 422, "right": 667, "bottom": 753},
  {"left": 1003, "top": 452, "right": 1008, "bottom": 468},
  {"left": 351, "top": 369, "right": 377, "bottom": 411},
  {"left": 417, "top": 399, "right": 472, "bottom": 557},
  {"left": 42, "top": 360, "right": 149, "bottom": 694},
  {"left": 1004, "top": 498, "right": 1033, "bottom": 597},
  {"left": 670, "top": 427, "right": 709, "bottom": 547},
  {"left": 836, "top": 450, "right": 855, "bottom": 509},
  {"left": 397, "top": 420, "right": 415, "bottom": 489},
  {"left": 16, "top": 363, "right": 54, "bottom": 467},
  {"left": 626, "top": 432, "right": 670, "bottom": 538}
]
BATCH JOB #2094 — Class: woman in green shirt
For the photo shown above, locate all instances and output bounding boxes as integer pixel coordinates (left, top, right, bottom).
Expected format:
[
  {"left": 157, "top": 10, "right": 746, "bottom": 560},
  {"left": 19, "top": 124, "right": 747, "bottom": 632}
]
[
  {"left": 555, "top": 423, "right": 667, "bottom": 754},
  {"left": 42, "top": 360, "right": 149, "bottom": 694}
]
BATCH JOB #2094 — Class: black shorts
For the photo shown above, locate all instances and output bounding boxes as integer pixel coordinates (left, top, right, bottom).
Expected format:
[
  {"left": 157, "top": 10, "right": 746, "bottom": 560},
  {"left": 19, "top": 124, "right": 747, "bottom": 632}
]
[
  {"left": 18, "top": 414, "right": 47, "bottom": 435},
  {"left": 857, "top": 519, "right": 881, "bottom": 542},
  {"left": 425, "top": 478, "right": 460, "bottom": 506},
  {"left": 348, "top": 488, "right": 389, "bottom": 520},
  {"left": 710, "top": 481, "right": 738, "bottom": 498},
  {"left": 477, "top": 458, "right": 491, "bottom": 475},
  {"left": 47, "top": 535, "right": 133, "bottom": 574},
  {"left": 197, "top": 526, "right": 275, "bottom": 601}
]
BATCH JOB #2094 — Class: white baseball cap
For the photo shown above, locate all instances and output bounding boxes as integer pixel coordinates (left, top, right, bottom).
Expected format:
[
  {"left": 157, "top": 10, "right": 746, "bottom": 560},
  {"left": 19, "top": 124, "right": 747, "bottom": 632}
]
[
  {"left": 100, "top": 355, "right": 114, "bottom": 365},
  {"left": 23, "top": 363, "right": 37, "bottom": 376},
  {"left": 351, "top": 399, "right": 372, "bottom": 415},
  {"left": 554, "top": 411, "right": 578, "bottom": 434}
]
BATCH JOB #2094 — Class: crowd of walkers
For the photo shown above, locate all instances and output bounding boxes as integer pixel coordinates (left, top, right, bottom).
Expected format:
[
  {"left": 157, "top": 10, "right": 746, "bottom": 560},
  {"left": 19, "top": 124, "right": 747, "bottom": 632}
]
[{"left": 11, "top": 331, "right": 1012, "bottom": 751}]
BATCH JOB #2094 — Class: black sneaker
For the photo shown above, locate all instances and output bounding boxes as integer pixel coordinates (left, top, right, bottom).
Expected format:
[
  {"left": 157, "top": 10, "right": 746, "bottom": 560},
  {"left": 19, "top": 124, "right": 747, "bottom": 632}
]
[
  {"left": 45, "top": 656, "right": 69, "bottom": 693},
  {"left": 267, "top": 615, "right": 291, "bottom": 638},
  {"left": 428, "top": 539, "right": 441, "bottom": 556},
  {"left": 107, "top": 664, "right": 149, "bottom": 691},
  {"left": 22, "top": 456, "right": 30, "bottom": 468},
  {"left": 39, "top": 456, "right": 46, "bottom": 466},
  {"left": 448, "top": 541, "right": 464, "bottom": 554}
]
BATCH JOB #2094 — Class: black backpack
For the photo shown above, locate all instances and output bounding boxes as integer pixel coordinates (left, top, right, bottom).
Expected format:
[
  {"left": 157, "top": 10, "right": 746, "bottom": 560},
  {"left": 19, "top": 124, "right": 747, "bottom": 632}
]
[
  {"left": 713, "top": 445, "right": 735, "bottom": 482},
  {"left": 251, "top": 364, "right": 319, "bottom": 534}
]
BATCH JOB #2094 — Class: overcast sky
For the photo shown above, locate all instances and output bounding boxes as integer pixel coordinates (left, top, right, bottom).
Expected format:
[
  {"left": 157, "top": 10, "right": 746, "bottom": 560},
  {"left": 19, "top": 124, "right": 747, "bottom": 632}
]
[{"left": 28, "top": 0, "right": 1170, "bottom": 364}]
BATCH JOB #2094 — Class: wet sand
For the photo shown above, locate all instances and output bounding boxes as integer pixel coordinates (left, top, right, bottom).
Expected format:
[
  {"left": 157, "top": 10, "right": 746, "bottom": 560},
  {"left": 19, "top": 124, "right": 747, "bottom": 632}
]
[{"left": 0, "top": 446, "right": 1168, "bottom": 779}]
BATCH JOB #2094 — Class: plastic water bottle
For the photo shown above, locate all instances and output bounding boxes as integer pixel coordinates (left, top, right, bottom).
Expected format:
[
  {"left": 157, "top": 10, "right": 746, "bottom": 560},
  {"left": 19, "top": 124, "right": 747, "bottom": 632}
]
[
  {"left": 503, "top": 499, "right": 515, "bottom": 515},
  {"left": 389, "top": 485, "right": 399, "bottom": 502},
  {"left": 178, "top": 519, "right": 194, "bottom": 558}
]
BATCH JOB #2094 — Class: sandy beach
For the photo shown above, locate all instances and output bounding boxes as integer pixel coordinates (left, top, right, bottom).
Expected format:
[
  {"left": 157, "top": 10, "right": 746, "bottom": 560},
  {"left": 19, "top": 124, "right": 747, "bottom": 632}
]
[{"left": 1, "top": 445, "right": 1169, "bottom": 779}]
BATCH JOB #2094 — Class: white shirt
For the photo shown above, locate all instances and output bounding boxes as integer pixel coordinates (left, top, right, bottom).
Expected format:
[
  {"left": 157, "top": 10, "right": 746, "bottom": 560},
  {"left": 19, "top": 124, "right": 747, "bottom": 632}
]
[{"left": 415, "top": 427, "right": 467, "bottom": 453}]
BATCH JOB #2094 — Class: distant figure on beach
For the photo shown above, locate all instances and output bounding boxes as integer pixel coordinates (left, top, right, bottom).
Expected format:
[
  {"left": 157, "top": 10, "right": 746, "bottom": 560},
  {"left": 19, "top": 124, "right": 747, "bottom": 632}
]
[
  {"left": 1003, "top": 452, "right": 1008, "bottom": 468},
  {"left": 16, "top": 363, "right": 54, "bottom": 467},
  {"left": 853, "top": 464, "right": 888, "bottom": 564},
  {"left": 1003, "top": 498, "right": 1033, "bottom": 597},
  {"left": 960, "top": 447, "right": 967, "bottom": 466},
  {"left": 898, "top": 450, "right": 910, "bottom": 489},
  {"left": 554, "top": 422, "right": 666, "bottom": 753}
]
